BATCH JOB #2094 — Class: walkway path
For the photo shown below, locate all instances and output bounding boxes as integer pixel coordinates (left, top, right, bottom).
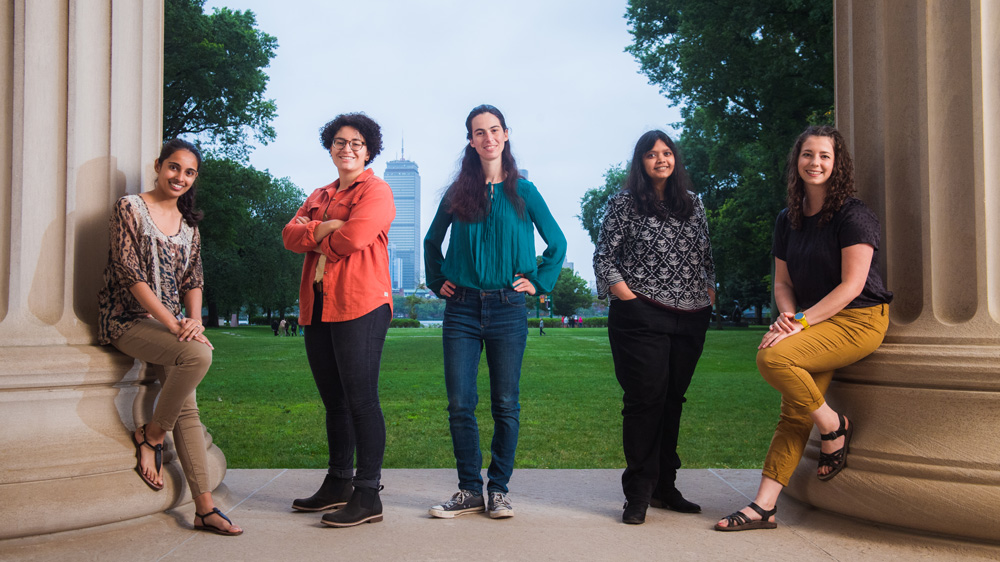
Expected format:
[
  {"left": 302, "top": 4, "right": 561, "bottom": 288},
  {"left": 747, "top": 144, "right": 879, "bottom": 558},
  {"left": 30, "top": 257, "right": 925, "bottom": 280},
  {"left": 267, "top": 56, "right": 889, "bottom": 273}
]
[{"left": 2, "top": 469, "right": 996, "bottom": 561}]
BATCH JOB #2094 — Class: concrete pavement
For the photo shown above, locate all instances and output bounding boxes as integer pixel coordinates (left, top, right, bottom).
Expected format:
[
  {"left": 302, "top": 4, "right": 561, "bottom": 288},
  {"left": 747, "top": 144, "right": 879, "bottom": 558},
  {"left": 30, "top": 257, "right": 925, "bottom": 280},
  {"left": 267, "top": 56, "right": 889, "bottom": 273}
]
[{"left": 2, "top": 469, "right": 997, "bottom": 561}]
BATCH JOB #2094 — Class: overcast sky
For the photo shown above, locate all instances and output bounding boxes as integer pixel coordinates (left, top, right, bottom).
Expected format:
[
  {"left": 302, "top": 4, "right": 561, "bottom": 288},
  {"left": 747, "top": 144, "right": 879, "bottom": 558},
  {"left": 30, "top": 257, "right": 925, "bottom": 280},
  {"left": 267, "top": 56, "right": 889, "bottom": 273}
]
[{"left": 202, "top": 0, "right": 682, "bottom": 287}]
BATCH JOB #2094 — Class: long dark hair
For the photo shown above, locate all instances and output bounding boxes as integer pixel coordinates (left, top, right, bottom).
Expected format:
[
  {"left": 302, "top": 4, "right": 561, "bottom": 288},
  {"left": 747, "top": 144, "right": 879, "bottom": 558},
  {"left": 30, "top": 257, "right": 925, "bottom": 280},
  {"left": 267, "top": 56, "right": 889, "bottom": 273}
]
[
  {"left": 785, "top": 125, "right": 856, "bottom": 229},
  {"left": 623, "top": 130, "right": 694, "bottom": 220},
  {"left": 444, "top": 104, "right": 525, "bottom": 222},
  {"left": 157, "top": 138, "right": 204, "bottom": 227}
]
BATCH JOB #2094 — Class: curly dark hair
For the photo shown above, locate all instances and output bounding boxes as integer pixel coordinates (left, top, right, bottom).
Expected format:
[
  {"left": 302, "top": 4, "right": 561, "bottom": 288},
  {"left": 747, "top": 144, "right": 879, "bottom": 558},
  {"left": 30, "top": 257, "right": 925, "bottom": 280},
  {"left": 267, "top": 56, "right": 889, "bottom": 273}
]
[
  {"left": 319, "top": 112, "right": 383, "bottom": 166},
  {"left": 443, "top": 104, "right": 525, "bottom": 222},
  {"left": 156, "top": 138, "right": 203, "bottom": 227},
  {"left": 785, "top": 125, "right": 856, "bottom": 230},
  {"left": 623, "top": 130, "right": 694, "bottom": 220}
]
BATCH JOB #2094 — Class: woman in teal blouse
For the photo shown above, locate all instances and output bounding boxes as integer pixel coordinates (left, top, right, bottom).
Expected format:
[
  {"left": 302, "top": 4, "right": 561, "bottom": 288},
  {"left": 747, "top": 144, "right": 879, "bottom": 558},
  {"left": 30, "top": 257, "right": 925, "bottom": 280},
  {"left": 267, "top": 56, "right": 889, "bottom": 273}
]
[{"left": 424, "top": 104, "right": 566, "bottom": 520}]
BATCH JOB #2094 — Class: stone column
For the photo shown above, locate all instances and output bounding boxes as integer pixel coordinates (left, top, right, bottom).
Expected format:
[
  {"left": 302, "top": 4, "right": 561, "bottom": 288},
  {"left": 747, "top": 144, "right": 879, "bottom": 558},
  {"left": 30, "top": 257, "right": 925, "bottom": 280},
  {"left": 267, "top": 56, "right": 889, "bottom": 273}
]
[
  {"left": 785, "top": 0, "right": 1000, "bottom": 542},
  {"left": 0, "top": 0, "right": 225, "bottom": 539}
]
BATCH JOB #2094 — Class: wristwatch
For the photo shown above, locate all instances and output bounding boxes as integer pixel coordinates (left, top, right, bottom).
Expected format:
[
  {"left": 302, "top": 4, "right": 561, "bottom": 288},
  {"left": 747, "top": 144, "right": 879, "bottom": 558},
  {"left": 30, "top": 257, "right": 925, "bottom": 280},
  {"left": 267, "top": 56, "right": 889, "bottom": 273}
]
[{"left": 794, "top": 312, "right": 810, "bottom": 329}]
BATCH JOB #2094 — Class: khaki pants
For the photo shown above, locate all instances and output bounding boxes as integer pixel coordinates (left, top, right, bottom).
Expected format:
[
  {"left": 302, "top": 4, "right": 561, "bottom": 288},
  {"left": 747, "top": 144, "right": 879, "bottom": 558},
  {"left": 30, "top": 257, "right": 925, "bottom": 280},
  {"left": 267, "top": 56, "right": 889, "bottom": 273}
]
[
  {"left": 756, "top": 304, "right": 889, "bottom": 486},
  {"left": 113, "top": 319, "right": 213, "bottom": 497}
]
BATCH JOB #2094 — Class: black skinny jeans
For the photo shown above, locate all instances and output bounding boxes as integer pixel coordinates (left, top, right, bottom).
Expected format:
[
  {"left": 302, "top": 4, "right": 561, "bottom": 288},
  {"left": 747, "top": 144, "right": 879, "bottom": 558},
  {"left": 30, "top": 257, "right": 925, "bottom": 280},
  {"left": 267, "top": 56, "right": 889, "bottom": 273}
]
[
  {"left": 303, "top": 293, "right": 390, "bottom": 490},
  {"left": 608, "top": 299, "right": 710, "bottom": 503}
]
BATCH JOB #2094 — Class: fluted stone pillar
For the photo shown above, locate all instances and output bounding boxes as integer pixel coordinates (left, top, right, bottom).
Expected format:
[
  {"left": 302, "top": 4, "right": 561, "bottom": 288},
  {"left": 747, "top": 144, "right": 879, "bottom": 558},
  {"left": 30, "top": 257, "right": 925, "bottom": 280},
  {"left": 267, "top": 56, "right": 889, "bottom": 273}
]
[
  {"left": 0, "top": 1, "right": 225, "bottom": 539},
  {"left": 785, "top": 0, "right": 1000, "bottom": 542}
]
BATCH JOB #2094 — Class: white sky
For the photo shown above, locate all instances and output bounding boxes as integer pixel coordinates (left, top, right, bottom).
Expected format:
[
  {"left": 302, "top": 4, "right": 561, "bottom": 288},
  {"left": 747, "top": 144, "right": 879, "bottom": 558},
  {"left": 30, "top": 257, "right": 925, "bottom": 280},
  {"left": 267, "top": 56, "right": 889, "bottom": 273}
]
[{"left": 202, "top": 0, "right": 682, "bottom": 287}]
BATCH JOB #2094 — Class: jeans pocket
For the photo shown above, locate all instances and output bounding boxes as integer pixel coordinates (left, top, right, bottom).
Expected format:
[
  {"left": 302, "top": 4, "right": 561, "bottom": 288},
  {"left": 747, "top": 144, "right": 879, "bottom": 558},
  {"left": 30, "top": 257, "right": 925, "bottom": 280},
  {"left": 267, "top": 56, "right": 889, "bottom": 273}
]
[{"left": 503, "top": 291, "right": 526, "bottom": 307}]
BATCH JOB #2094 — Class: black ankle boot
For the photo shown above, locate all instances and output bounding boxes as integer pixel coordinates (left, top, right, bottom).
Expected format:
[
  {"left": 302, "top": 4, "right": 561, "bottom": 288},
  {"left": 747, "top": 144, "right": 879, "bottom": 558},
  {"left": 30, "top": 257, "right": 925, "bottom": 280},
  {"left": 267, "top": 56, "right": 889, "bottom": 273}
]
[
  {"left": 292, "top": 475, "right": 353, "bottom": 512},
  {"left": 321, "top": 485, "right": 383, "bottom": 527},
  {"left": 622, "top": 500, "right": 648, "bottom": 525},
  {"left": 650, "top": 487, "right": 701, "bottom": 514}
]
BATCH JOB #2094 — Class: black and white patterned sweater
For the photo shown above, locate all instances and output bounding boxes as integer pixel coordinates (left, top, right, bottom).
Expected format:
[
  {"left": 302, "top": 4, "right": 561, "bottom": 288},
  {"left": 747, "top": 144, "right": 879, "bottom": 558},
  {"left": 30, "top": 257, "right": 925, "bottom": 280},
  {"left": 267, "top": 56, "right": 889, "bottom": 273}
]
[{"left": 593, "top": 190, "right": 715, "bottom": 311}]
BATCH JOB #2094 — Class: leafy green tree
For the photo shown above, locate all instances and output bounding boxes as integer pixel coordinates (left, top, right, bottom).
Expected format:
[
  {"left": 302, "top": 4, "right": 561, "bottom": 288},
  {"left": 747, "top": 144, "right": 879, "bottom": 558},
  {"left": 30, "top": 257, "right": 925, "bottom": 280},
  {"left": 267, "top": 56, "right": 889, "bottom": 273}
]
[
  {"left": 578, "top": 163, "right": 627, "bottom": 245},
  {"left": 196, "top": 158, "right": 303, "bottom": 325},
  {"left": 403, "top": 295, "right": 423, "bottom": 320},
  {"left": 624, "top": 0, "right": 834, "bottom": 316},
  {"left": 163, "top": 0, "right": 277, "bottom": 157},
  {"left": 549, "top": 268, "right": 592, "bottom": 317},
  {"left": 242, "top": 176, "right": 303, "bottom": 318}
]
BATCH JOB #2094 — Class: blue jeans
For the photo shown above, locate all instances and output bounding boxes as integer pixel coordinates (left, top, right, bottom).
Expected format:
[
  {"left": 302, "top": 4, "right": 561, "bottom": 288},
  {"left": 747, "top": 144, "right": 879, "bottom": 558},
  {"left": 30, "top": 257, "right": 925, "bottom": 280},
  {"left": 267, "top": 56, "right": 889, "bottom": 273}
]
[
  {"left": 443, "top": 287, "right": 528, "bottom": 494},
  {"left": 303, "top": 295, "right": 390, "bottom": 490}
]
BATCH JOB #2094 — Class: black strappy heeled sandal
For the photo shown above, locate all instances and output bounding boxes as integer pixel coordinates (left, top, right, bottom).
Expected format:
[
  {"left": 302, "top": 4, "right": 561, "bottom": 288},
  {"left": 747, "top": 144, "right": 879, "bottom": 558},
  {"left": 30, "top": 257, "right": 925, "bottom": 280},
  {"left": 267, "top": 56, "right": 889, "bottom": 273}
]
[
  {"left": 131, "top": 425, "right": 163, "bottom": 491},
  {"left": 194, "top": 507, "right": 243, "bottom": 536},
  {"left": 714, "top": 502, "right": 777, "bottom": 531},
  {"left": 818, "top": 413, "right": 853, "bottom": 481}
]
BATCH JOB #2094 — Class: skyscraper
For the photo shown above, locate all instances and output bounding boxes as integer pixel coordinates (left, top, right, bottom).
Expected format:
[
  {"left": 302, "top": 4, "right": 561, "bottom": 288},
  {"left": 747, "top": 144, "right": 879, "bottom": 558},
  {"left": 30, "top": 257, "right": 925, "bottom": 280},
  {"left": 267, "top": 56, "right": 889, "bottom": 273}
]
[{"left": 383, "top": 148, "right": 421, "bottom": 292}]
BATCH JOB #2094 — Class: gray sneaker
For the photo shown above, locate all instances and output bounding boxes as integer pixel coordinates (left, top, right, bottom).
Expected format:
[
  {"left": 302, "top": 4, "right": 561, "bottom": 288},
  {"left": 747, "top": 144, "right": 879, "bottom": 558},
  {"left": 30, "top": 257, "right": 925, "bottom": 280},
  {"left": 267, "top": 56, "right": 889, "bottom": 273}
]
[
  {"left": 428, "top": 490, "right": 485, "bottom": 518},
  {"left": 488, "top": 491, "right": 514, "bottom": 519}
]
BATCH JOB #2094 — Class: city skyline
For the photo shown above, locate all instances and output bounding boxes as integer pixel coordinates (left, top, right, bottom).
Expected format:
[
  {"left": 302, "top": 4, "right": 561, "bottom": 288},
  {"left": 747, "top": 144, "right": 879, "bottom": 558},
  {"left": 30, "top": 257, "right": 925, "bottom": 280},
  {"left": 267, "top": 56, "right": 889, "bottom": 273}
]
[
  {"left": 383, "top": 149, "right": 422, "bottom": 292},
  {"left": 202, "top": 0, "right": 682, "bottom": 288}
]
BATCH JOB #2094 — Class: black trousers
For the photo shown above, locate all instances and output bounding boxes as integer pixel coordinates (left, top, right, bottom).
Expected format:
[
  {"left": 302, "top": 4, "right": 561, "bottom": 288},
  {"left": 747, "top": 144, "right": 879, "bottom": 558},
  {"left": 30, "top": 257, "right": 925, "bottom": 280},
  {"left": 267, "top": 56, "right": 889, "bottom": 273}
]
[
  {"left": 303, "top": 296, "right": 390, "bottom": 489},
  {"left": 607, "top": 299, "right": 710, "bottom": 503}
]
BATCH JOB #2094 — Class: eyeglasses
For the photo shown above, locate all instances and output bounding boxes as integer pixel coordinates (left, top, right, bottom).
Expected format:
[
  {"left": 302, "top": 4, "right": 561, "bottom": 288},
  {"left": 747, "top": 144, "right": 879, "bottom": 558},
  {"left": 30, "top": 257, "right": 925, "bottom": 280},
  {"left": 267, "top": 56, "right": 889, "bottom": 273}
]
[{"left": 332, "top": 138, "right": 366, "bottom": 151}]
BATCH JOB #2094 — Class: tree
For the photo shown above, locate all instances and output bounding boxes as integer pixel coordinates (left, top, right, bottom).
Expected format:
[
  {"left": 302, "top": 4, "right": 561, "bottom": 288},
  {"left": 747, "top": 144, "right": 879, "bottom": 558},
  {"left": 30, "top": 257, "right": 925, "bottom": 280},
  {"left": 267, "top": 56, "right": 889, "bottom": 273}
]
[
  {"left": 403, "top": 295, "right": 423, "bottom": 320},
  {"left": 578, "top": 163, "right": 627, "bottom": 245},
  {"left": 549, "top": 268, "right": 592, "bottom": 317},
  {"left": 624, "top": 0, "right": 834, "bottom": 316},
  {"left": 163, "top": 0, "right": 277, "bottom": 158},
  {"left": 196, "top": 158, "right": 304, "bottom": 325}
]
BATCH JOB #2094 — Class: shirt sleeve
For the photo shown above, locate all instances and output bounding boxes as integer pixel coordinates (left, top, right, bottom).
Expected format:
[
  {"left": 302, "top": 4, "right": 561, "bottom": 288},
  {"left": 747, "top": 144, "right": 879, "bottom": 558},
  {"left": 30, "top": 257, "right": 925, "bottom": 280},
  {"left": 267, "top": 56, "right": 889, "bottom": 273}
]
[
  {"left": 180, "top": 226, "right": 204, "bottom": 293},
  {"left": 320, "top": 181, "right": 396, "bottom": 263},
  {"left": 694, "top": 197, "right": 716, "bottom": 288},
  {"left": 108, "top": 197, "right": 147, "bottom": 289},
  {"left": 524, "top": 184, "right": 567, "bottom": 295},
  {"left": 838, "top": 201, "right": 881, "bottom": 250},
  {"left": 282, "top": 188, "right": 325, "bottom": 254},
  {"left": 593, "top": 193, "right": 628, "bottom": 299},
  {"left": 423, "top": 198, "right": 453, "bottom": 295}
]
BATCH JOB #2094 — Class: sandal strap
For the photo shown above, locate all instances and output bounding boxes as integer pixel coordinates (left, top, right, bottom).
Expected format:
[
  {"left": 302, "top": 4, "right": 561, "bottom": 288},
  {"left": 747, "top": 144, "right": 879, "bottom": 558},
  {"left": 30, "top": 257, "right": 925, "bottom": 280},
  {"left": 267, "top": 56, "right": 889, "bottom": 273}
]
[
  {"left": 139, "top": 440, "right": 163, "bottom": 472},
  {"left": 196, "top": 507, "right": 232, "bottom": 525},
  {"left": 137, "top": 425, "right": 164, "bottom": 473},
  {"left": 723, "top": 510, "right": 752, "bottom": 527},
  {"left": 821, "top": 413, "right": 848, "bottom": 441},
  {"left": 748, "top": 501, "right": 777, "bottom": 519}
]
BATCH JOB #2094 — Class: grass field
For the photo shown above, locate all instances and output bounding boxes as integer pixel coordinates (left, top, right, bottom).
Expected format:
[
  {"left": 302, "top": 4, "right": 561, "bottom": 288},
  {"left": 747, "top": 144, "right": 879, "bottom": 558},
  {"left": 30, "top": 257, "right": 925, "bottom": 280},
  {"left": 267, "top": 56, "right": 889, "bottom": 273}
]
[{"left": 198, "top": 326, "right": 779, "bottom": 470}]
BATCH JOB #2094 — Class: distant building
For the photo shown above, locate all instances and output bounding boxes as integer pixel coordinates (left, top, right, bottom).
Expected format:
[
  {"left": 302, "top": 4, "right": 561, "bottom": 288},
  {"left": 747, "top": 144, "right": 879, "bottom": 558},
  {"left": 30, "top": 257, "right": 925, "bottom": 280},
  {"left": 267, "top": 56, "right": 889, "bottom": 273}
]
[
  {"left": 563, "top": 257, "right": 575, "bottom": 273},
  {"left": 519, "top": 168, "right": 529, "bottom": 180},
  {"left": 383, "top": 147, "right": 421, "bottom": 291}
]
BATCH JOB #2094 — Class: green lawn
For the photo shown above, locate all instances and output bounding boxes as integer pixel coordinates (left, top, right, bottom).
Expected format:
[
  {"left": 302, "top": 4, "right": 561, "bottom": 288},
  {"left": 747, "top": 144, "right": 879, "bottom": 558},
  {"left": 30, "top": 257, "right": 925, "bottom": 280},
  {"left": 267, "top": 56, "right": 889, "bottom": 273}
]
[{"left": 198, "top": 326, "right": 779, "bottom": 470}]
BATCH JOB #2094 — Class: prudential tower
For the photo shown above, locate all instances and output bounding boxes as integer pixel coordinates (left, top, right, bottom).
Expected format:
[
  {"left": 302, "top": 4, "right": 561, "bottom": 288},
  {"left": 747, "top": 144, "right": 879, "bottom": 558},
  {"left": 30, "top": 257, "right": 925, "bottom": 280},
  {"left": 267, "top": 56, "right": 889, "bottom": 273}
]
[{"left": 383, "top": 143, "right": 421, "bottom": 292}]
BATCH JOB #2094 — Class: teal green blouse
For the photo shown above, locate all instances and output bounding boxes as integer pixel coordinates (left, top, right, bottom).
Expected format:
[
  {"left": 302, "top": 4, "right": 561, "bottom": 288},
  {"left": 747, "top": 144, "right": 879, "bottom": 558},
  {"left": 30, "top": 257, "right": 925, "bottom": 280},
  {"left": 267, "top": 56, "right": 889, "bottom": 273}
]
[{"left": 424, "top": 179, "right": 567, "bottom": 295}]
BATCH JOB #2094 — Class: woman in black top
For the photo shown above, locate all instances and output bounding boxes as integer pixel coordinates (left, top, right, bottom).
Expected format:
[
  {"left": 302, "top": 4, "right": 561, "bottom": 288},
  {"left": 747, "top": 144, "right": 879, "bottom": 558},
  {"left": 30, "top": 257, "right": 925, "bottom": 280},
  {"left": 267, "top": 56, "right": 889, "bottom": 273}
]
[
  {"left": 594, "top": 130, "right": 716, "bottom": 525},
  {"left": 715, "top": 125, "right": 892, "bottom": 532}
]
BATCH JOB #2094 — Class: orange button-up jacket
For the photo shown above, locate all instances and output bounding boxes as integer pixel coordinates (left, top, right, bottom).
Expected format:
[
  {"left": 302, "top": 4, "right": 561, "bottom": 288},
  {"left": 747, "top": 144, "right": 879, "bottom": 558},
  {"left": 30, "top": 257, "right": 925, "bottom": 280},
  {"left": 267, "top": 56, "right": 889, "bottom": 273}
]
[{"left": 282, "top": 167, "right": 395, "bottom": 324}]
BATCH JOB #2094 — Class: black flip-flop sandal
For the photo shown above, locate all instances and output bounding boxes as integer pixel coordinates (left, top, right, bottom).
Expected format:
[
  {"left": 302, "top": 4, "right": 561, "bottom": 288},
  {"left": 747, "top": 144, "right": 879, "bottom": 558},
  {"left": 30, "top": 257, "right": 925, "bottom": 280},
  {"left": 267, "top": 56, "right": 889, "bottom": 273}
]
[
  {"left": 131, "top": 425, "right": 163, "bottom": 491},
  {"left": 194, "top": 507, "right": 243, "bottom": 536}
]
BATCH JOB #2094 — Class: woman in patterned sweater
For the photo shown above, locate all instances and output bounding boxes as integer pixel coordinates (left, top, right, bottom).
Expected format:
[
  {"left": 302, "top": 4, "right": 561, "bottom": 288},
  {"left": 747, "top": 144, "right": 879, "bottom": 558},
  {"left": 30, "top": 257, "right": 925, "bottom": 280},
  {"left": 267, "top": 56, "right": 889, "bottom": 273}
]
[
  {"left": 98, "top": 139, "right": 241, "bottom": 536},
  {"left": 594, "top": 130, "right": 716, "bottom": 525}
]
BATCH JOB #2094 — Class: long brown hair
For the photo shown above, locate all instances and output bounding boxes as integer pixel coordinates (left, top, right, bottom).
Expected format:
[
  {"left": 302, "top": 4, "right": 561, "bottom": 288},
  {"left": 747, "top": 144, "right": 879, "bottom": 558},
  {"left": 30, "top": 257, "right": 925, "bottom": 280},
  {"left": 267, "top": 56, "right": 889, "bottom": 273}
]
[
  {"left": 443, "top": 105, "right": 525, "bottom": 222},
  {"left": 785, "top": 125, "right": 855, "bottom": 229}
]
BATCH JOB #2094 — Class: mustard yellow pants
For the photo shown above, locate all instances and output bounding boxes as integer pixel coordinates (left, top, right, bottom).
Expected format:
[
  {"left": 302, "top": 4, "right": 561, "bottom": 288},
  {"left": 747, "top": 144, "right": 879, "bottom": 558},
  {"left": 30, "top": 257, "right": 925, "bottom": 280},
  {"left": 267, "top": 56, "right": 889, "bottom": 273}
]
[{"left": 756, "top": 304, "right": 889, "bottom": 486}]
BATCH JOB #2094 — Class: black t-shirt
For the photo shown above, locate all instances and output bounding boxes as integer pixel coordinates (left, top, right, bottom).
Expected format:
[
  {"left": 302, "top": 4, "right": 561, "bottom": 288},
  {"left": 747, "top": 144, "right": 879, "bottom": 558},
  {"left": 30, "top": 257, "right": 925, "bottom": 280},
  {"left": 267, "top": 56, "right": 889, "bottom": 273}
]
[{"left": 772, "top": 197, "right": 893, "bottom": 309}]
